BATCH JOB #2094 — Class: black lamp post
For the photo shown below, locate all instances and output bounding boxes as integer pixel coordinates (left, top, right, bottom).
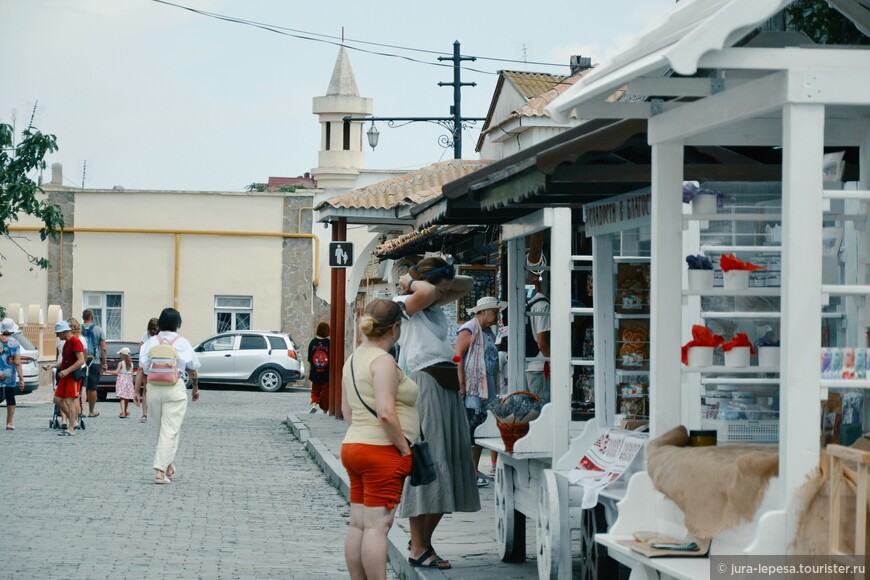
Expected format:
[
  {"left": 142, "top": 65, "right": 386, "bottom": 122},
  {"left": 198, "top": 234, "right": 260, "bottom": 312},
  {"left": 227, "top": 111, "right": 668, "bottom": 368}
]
[{"left": 345, "top": 41, "right": 485, "bottom": 159}]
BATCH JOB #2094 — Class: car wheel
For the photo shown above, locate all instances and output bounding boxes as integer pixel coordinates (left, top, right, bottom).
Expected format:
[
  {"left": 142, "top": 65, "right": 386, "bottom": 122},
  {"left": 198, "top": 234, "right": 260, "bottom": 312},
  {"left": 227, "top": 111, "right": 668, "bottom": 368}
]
[
  {"left": 180, "top": 370, "right": 191, "bottom": 389},
  {"left": 258, "top": 368, "right": 284, "bottom": 392},
  {"left": 96, "top": 390, "right": 108, "bottom": 402}
]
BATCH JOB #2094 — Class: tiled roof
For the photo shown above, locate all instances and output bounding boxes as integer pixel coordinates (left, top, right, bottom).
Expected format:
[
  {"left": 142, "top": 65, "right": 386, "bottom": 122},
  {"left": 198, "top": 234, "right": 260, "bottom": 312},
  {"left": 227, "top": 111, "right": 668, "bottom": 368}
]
[
  {"left": 316, "top": 159, "right": 491, "bottom": 211},
  {"left": 502, "top": 71, "right": 566, "bottom": 100},
  {"left": 513, "top": 70, "right": 590, "bottom": 118}
]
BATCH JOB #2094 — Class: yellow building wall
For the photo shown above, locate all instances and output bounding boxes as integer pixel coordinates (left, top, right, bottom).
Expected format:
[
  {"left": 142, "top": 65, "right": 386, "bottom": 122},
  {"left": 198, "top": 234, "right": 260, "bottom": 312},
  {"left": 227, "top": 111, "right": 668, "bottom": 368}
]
[{"left": 2, "top": 189, "right": 291, "bottom": 345}]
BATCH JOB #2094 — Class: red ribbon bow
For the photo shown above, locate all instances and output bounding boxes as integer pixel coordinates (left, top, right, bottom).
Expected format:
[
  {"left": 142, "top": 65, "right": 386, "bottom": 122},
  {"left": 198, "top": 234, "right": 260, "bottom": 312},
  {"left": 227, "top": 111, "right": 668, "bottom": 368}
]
[
  {"left": 681, "top": 325, "right": 724, "bottom": 365},
  {"left": 719, "top": 253, "right": 765, "bottom": 272}
]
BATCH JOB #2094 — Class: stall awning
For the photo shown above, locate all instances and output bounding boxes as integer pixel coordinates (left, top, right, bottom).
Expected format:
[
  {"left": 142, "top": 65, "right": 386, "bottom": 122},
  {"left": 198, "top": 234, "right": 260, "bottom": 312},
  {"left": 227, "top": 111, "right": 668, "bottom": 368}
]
[{"left": 547, "top": 0, "right": 794, "bottom": 123}]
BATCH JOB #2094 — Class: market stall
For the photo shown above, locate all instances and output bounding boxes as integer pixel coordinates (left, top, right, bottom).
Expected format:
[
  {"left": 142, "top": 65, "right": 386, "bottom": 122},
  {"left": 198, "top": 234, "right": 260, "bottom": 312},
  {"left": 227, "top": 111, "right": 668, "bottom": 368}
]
[
  {"left": 546, "top": 0, "right": 870, "bottom": 577},
  {"left": 431, "top": 116, "right": 782, "bottom": 578}
]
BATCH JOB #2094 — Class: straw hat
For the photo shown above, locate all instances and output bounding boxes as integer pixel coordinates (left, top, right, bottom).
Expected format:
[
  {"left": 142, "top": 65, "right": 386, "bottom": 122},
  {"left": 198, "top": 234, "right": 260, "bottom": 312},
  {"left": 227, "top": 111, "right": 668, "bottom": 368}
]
[{"left": 467, "top": 296, "right": 508, "bottom": 315}]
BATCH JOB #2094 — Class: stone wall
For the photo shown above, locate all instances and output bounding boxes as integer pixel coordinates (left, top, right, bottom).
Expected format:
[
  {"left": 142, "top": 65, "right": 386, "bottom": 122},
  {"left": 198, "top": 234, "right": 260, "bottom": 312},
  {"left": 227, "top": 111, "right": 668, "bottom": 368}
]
[
  {"left": 281, "top": 194, "right": 330, "bottom": 374},
  {"left": 46, "top": 191, "right": 75, "bottom": 317}
]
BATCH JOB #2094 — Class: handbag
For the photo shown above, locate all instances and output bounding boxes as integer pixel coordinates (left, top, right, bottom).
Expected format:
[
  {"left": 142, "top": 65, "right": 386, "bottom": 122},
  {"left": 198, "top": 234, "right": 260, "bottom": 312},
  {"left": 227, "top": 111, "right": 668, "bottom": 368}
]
[
  {"left": 350, "top": 354, "right": 436, "bottom": 486},
  {"left": 420, "top": 361, "right": 460, "bottom": 391}
]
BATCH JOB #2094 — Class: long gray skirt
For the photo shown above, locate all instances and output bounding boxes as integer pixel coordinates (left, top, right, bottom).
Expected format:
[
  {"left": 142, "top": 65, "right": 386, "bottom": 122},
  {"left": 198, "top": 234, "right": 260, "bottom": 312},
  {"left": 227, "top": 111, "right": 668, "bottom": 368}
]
[{"left": 398, "top": 369, "right": 481, "bottom": 517}]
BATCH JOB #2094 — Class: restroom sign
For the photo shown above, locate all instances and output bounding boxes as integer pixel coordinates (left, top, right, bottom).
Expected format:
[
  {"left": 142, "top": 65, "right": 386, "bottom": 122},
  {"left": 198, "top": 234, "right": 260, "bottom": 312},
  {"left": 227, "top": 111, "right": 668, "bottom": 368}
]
[{"left": 329, "top": 242, "right": 354, "bottom": 268}]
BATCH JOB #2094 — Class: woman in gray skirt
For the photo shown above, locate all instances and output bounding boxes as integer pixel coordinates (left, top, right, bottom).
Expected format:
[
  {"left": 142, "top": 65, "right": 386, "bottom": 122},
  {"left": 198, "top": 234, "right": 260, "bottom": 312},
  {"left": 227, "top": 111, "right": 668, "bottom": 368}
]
[{"left": 395, "top": 256, "right": 479, "bottom": 570}]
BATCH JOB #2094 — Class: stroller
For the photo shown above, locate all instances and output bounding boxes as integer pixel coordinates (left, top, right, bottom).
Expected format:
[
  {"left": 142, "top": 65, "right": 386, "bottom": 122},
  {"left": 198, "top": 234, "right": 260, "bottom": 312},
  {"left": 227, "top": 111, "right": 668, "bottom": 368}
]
[{"left": 49, "top": 370, "right": 86, "bottom": 430}]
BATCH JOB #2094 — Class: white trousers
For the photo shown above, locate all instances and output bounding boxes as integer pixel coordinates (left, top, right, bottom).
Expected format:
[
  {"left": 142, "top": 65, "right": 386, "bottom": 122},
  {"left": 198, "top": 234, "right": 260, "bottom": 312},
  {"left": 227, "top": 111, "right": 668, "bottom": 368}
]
[{"left": 148, "top": 379, "right": 188, "bottom": 471}]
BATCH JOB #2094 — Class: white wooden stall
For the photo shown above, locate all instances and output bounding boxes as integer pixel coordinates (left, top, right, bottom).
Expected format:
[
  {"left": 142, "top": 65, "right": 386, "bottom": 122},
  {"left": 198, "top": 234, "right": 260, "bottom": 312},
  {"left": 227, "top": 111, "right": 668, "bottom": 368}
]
[{"left": 547, "top": 0, "right": 870, "bottom": 578}]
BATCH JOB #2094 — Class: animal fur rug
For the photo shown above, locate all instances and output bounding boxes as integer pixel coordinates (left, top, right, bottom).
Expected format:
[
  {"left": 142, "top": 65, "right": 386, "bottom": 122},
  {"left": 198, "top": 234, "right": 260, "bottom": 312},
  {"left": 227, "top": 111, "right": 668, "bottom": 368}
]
[{"left": 647, "top": 425, "right": 779, "bottom": 539}]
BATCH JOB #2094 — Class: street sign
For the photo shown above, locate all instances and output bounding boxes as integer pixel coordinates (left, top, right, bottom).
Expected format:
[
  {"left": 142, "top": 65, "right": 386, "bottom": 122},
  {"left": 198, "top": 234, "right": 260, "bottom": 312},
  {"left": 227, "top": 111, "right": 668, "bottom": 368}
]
[{"left": 329, "top": 242, "right": 353, "bottom": 268}]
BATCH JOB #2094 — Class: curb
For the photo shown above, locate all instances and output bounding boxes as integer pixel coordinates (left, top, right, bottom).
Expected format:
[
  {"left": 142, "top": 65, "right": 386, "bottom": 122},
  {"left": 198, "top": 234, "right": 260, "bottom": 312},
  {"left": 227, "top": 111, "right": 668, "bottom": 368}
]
[{"left": 285, "top": 414, "right": 446, "bottom": 580}]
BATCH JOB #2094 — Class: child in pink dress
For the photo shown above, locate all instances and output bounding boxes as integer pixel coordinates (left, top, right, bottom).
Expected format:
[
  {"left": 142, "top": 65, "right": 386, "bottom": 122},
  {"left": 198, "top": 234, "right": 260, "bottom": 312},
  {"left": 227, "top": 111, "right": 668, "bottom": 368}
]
[{"left": 108, "top": 347, "right": 135, "bottom": 418}]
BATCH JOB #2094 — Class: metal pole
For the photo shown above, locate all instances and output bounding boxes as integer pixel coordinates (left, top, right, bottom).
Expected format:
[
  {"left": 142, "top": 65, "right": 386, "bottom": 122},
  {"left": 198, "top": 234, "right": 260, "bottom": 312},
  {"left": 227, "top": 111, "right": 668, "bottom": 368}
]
[{"left": 438, "top": 41, "right": 477, "bottom": 159}]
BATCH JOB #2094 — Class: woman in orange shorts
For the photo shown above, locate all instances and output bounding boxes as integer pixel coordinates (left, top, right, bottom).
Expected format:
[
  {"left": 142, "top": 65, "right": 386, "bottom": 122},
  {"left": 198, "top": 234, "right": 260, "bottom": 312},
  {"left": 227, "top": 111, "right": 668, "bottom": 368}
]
[
  {"left": 43, "top": 321, "right": 85, "bottom": 436},
  {"left": 341, "top": 299, "right": 419, "bottom": 580}
]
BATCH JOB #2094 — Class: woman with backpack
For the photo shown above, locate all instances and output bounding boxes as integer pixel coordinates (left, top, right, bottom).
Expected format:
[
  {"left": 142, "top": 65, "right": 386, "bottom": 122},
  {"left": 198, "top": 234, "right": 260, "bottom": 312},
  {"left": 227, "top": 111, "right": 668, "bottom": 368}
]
[{"left": 138, "top": 308, "right": 201, "bottom": 484}]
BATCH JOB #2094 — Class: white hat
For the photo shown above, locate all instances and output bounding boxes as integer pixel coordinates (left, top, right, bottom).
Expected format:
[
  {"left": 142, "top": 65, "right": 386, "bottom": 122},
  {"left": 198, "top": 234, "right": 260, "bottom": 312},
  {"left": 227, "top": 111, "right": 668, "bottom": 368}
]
[
  {"left": 117, "top": 347, "right": 131, "bottom": 356},
  {"left": 1, "top": 318, "right": 19, "bottom": 335},
  {"left": 55, "top": 320, "right": 72, "bottom": 334},
  {"left": 467, "top": 296, "right": 508, "bottom": 315}
]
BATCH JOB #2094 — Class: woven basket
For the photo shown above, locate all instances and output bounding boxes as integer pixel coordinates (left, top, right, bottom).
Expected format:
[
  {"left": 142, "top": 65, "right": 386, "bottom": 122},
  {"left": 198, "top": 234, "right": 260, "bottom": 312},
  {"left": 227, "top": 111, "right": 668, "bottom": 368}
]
[{"left": 494, "top": 391, "right": 541, "bottom": 453}]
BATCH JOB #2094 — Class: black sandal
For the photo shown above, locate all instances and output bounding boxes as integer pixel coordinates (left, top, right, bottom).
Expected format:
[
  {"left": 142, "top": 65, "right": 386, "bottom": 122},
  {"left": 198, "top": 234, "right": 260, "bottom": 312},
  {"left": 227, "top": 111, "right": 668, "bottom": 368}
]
[{"left": 409, "top": 548, "right": 451, "bottom": 569}]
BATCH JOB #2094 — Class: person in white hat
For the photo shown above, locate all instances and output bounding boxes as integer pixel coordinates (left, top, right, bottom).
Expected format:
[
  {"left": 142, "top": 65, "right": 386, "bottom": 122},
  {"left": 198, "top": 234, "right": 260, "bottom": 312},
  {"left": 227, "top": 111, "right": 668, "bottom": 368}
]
[
  {"left": 42, "top": 320, "right": 86, "bottom": 436},
  {"left": 454, "top": 297, "right": 507, "bottom": 487},
  {"left": 0, "top": 318, "right": 26, "bottom": 430}
]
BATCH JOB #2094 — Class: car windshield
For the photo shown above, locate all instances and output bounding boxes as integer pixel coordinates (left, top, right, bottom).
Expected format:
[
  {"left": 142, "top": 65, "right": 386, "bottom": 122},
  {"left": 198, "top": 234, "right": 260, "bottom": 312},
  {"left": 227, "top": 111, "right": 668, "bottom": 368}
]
[{"left": 12, "top": 332, "right": 36, "bottom": 350}]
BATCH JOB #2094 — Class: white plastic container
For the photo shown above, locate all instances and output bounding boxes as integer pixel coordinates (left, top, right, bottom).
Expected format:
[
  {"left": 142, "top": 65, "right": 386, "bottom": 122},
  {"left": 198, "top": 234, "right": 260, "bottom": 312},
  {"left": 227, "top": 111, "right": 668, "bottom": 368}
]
[
  {"left": 723, "top": 270, "right": 750, "bottom": 290},
  {"left": 758, "top": 346, "right": 780, "bottom": 368},
  {"left": 691, "top": 194, "right": 717, "bottom": 215},
  {"left": 724, "top": 346, "right": 751, "bottom": 367},
  {"left": 687, "top": 346, "right": 714, "bottom": 367},
  {"left": 688, "top": 269, "right": 714, "bottom": 290}
]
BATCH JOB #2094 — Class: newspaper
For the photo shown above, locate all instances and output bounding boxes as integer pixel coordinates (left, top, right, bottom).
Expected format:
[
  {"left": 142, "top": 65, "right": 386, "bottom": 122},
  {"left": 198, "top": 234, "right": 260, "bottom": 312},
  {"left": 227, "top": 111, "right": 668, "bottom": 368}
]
[{"left": 567, "top": 430, "right": 646, "bottom": 508}]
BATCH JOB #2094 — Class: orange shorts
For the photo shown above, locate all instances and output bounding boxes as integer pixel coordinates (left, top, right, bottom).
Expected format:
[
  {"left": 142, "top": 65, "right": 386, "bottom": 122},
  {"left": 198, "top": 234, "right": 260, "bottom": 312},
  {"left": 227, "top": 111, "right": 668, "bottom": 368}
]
[
  {"left": 341, "top": 443, "right": 412, "bottom": 509},
  {"left": 54, "top": 376, "right": 81, "bottom": 399}
]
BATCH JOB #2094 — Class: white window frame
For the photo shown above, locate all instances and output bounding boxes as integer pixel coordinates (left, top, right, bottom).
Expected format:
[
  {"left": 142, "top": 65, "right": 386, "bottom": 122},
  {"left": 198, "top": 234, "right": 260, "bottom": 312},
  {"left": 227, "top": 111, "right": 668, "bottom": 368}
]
[
  {"left": 82, "top": 291, "right": 123, "bottom": 340},
  {"left": 214, "top": 295, "right": 253, "bottom": 333}
]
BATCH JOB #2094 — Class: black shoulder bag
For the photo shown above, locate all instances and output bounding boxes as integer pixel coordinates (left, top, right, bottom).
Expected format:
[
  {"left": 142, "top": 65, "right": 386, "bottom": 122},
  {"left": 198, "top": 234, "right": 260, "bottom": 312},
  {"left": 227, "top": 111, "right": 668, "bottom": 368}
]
[{"left": 350, "top": 354, "right": 436, "bottom": 486}]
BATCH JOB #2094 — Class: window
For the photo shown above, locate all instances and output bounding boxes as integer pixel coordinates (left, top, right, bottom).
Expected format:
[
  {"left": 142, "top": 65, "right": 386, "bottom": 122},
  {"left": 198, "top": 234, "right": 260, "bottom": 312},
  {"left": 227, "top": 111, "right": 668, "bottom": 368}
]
[
  {"left": 325, "top": 122, "right": 331, "bottom": 151},
  {"left": 343, "top": 120, "right": 351, "bottom": 150},
  {"left": 215, "top": 296, "right": 252, "bottom": 333},
  {"left": 239, "top": 335, "right": 267, "bottom": 350},
  {"left": 83, "top": 292, "right": 123, "bottom": 339},
  {"left": 267, "top": 335, "right": 286, "bottom": 350},
  {"left": 201, "top": 335, "right": 235, "bottom": 352}
]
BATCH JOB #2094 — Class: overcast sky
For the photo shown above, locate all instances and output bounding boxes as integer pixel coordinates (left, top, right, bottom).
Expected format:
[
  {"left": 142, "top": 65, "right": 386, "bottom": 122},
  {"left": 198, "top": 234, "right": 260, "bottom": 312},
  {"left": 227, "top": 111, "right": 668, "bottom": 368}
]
[{"left": 2, "top": 0, "right": 675, "bottom": 191}]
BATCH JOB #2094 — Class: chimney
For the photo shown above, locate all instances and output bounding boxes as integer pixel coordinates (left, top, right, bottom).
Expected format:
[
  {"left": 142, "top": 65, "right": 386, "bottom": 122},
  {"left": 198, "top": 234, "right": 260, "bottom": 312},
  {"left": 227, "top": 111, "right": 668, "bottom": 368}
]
[
  {"left": 570, "top": 55, "right": 592, "bottom": 75},
  {"left": 51, "top": 162, "right": 63, "bottom": 185}
]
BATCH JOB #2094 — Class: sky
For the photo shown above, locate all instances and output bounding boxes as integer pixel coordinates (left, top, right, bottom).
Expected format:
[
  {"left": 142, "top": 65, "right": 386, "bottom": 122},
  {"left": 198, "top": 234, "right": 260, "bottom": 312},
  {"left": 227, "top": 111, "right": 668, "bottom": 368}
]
[{"left": 1, "top": 0, "right": 676, "bottom": 191}]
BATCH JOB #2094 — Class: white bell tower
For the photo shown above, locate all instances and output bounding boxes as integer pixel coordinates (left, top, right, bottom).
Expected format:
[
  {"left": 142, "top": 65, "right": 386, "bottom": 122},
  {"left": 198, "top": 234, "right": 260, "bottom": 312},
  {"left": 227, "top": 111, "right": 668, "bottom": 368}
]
[{"left": 312, "top": 47, "right": 373, "bottom": 191}]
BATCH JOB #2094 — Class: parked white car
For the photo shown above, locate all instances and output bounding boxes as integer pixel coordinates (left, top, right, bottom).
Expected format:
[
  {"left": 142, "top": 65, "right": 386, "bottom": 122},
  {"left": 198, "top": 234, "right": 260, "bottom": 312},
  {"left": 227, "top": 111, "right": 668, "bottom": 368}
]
[
  {"left": 193, "top": 331, "right": 305, "bottom": 392},
  {"left": 11, "top": 332, "right": 39, "bottom": 394}
]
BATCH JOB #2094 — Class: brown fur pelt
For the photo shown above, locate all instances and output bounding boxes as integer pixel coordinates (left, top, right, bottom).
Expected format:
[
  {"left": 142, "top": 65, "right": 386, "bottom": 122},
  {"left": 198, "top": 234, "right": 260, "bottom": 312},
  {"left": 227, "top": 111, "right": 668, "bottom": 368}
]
[{"left": 647, "top": 425, "right": 779, "bottom": 539}]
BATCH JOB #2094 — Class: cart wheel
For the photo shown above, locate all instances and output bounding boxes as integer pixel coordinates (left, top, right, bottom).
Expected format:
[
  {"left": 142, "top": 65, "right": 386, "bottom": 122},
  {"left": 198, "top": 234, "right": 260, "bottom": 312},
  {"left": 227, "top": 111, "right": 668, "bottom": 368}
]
[
  {"left": 495, "top": 457, "right": 526, "bottom": 562},
  {"left": 79, "top": 418, "right": 85, "bottom": 430},
  {"left": 537, "top": 470, "right": 562, "bottom": 579},
  {"left": 49, "top": 419, "right": 54, "bottom": 429}
]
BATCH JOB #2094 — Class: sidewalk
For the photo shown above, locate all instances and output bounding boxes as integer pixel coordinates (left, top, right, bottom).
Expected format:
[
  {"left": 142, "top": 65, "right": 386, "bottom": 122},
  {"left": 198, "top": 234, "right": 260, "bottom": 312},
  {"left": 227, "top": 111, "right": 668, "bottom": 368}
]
[{"left": 285, "top": 405, "right": 540, "bottom": 580}]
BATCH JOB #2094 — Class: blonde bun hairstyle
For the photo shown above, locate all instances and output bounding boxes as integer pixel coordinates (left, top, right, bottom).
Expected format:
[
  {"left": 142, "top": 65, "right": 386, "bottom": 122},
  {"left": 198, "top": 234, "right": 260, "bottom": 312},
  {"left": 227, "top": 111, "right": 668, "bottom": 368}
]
[{"left": 359, "top": 299, "right": 403, "bottom": 338}]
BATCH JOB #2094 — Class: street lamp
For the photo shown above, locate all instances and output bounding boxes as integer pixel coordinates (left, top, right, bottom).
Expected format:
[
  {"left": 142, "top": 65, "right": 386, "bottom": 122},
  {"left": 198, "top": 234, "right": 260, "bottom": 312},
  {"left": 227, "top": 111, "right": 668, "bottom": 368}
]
[
  {"left": 344, "top": 41, "right": 484, "bottom": 159},
  {"left": 366, "top": 122, "right": 379, "bottom": 150}
]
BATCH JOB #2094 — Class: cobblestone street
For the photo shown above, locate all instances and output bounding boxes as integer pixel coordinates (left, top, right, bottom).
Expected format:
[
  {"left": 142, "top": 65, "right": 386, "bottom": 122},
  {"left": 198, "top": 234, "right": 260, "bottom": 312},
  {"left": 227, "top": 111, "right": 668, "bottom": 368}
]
[{"left": 2, "top": 387, "right": 366, "bottom": 579}]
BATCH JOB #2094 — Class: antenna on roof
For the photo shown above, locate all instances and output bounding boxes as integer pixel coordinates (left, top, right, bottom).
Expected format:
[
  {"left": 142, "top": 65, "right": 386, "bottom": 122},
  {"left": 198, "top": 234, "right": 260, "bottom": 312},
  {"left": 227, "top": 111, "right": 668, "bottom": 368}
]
[
  {"left": 341, "top": 26, "right": 344, "bottom": 44},
  {"left": 81, "top": 160, "right": 87, "bottom": 189},
  {"left": 521, "top": 43, "right": 528, "bottom": 70}
]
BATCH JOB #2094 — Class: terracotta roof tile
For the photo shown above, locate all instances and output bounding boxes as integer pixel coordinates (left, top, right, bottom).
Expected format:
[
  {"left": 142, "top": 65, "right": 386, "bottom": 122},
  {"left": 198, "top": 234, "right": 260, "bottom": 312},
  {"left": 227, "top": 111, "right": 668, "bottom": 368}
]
[
  {"left": 513, "top": 70, "right": 591, "bottom": 118},
  {"left": 317, "top": 159, "right": 491, "bottom": 211},
  {"left": 502, "top": 71, "right": 566, "bottom": 100}
]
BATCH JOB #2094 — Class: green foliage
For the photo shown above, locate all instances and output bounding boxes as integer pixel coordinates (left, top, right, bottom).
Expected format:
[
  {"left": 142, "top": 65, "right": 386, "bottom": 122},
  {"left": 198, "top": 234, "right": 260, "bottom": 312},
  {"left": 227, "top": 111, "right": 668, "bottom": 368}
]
[
  {"left": 785, "top": 0, "right": 870, "bottom": 45},
  {"left": 246, "top": 182, "right": 266, "bottom": 192},
  {"left": 276, "top": 185, "right": 298, "bottom": 193},
  {"left": 0, "top": 123, "right": 63, "bottom": 275}
]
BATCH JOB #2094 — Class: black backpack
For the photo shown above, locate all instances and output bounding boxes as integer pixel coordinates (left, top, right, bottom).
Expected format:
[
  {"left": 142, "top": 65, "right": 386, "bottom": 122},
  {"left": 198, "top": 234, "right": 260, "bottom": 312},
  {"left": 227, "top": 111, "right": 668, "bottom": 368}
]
[{"left": 525, "top": 294, "right": 549, "bottom": 357}]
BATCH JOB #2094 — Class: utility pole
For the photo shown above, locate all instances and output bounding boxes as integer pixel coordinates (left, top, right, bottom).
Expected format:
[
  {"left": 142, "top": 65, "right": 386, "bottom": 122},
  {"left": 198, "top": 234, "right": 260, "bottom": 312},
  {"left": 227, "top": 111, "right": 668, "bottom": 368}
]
[
  {"left": 343, "top": 41, "right": 485, "bottom": 159},
  {"left": 438, "top": 40, "right": 477, "bottom": 159}
]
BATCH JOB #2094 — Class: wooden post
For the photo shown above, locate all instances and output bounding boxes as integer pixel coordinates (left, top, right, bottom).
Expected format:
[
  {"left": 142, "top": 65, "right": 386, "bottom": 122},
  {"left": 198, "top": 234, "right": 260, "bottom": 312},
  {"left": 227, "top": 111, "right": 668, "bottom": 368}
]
[
  {"left": 327, "top": 218, "right": 348, "bottom": 419},
  {"left": 334, "top": 218, "right": 347, "bottom": 420}
]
